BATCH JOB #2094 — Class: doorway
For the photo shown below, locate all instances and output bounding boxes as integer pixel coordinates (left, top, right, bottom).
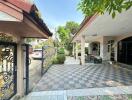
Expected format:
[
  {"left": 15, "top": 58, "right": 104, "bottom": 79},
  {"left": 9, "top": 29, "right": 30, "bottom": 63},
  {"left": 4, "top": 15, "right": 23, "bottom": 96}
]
[{"left": 118, "top": 37, "right": 132, "bottom": 65}]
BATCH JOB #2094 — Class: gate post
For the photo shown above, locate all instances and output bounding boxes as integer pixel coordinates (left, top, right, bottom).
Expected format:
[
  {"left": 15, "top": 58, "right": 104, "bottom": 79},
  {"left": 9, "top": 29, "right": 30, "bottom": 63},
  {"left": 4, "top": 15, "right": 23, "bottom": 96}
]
[{"left": 17, "top": 40, "right": 24, "bottom": 97}]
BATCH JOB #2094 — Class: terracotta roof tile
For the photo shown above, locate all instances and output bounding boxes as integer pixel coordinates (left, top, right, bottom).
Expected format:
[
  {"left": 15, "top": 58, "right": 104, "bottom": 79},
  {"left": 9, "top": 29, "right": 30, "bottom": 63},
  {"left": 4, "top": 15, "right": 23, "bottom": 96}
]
[{"left": 5, "top": 0, "right": 32, "bottom": 13}]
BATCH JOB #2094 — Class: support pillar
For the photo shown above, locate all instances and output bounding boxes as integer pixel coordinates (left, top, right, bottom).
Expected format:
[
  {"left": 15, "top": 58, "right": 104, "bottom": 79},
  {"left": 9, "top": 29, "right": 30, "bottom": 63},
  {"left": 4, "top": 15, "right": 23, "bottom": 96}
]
[
  {"left": 72, "top": 43, "right": 75, "bottom": 56},
  {"left": 89, "top": 43, "right": 92, "bottom": 54},
  {"left": 17, "top": 38, "right": 24, "bottom": 97},
  {"left": 81, "top": 36, "right": 85, "bottom": 65},
  {"left": 76, "top": 42, "right": 78, "bottom": 59}
]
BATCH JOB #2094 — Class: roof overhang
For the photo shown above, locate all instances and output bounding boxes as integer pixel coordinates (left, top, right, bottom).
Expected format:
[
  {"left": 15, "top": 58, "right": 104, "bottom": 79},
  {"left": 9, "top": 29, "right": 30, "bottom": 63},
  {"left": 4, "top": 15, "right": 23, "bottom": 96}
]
[
  {"left": 0, "top": 17, "right": 49, "bottom": 38},
  {"left": 0, "top": 1, "right": 23, "bottom": 21},
  {"left": 0, "top": 0, "right": 52, "bottom": 39},
  {"left": 3, "top": 0, "right": 32, "bottom": 13},
  {"left": 72, "top": 8, "right": 132, "bottom": 42}
]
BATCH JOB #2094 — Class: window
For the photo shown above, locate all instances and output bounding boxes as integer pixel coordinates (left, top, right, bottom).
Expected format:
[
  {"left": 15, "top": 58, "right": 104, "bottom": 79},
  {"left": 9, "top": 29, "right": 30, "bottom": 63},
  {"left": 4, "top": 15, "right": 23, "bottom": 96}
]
[{"left": 107, "top": 40, "right": 114, "bottom": 52}]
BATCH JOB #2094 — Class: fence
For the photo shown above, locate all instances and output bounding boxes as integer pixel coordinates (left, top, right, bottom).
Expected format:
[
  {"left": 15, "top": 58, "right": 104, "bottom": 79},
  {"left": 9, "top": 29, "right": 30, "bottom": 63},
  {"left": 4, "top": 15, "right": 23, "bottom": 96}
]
[{"left": 41, "top": 46, "right": 56, "bottom": 75}]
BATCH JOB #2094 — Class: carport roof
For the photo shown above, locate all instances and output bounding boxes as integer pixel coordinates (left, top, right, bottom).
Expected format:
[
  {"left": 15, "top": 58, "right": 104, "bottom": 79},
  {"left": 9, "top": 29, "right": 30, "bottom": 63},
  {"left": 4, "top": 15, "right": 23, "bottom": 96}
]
[
  {"left": 72, "top": 14, "right": 98, "bottom": 42},
  {"left": 0, "top": 0, "right": 52, "bottom": 37},
  {"left": 72, "top": 8, "right": 132, "bottom": 42}
]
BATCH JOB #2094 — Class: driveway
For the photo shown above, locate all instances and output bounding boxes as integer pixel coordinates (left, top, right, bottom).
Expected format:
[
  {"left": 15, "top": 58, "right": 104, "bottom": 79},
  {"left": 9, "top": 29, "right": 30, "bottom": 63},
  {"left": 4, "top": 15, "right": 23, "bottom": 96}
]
[
  {"left": 33, "top": 63, "right": 132, "bottom": 91},
  {"left": 29, "top": 59, "right": 42, "bottom": 91}
]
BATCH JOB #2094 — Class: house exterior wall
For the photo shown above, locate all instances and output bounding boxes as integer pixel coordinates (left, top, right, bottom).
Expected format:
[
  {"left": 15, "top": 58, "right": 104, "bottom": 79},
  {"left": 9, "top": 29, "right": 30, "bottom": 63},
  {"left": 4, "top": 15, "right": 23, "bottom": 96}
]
[
  {"left": 92, "top": 33, "right": 132, "bottom": 62},
  {"left": 91, "top": 36, "right": 115, "bottom": 61}
]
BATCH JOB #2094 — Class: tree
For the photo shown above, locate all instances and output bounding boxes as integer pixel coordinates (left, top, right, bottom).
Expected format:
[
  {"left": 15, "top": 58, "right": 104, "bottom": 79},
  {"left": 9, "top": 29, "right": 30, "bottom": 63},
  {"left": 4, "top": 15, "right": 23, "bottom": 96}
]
[
  {"left": 65, "top": 21, "right": 79, "bottom": 35},
  {"left": 56, "top": 21, "right": 79, "bottom": 55},
  {"left": 57, "top": 26, "right": 70, "bottom": 44},
  {"left": 57, "top": 21, "right": 79, "bottom": 42},
  {"left": 78, "top": 0, "right": 132, "bottom": 18},
  {"left": 57, "top": 21, "right": 79, "bottom": 45}
]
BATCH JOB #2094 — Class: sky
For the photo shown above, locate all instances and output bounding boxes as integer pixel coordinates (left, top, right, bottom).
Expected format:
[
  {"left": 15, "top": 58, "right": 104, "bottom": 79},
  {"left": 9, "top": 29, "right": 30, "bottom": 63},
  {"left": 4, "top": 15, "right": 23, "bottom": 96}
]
[{"left": 34, "top": 0, "right": 84, "bottom": 33}]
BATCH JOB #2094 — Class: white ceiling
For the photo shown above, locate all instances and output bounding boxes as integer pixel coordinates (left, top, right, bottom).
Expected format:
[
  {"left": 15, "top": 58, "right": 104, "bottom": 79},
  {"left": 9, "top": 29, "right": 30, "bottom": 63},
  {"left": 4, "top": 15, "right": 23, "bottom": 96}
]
[
  {"left": 0, "top": 11, "right": 20, "bottom": 21},
  {"left": 82, "top": 8, "right": 132, "bottom": 37}
]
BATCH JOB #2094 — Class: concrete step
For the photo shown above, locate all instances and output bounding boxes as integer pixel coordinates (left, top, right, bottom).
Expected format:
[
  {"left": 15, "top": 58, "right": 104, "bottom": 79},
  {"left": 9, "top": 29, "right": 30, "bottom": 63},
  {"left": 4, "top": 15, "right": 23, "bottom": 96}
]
[
  {"left": 20, "top": 91, "right": 67, "bottom": 100},
  {"left": 20, "top": 86, "right": 132, "bottom": 100}
]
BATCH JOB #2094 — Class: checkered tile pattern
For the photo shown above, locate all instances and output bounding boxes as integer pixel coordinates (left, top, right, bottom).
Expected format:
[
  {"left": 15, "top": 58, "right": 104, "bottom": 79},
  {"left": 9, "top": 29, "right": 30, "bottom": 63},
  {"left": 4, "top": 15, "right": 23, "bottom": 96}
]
[{"left": 33, "top": 64, "right": 132, "bottom": 91}]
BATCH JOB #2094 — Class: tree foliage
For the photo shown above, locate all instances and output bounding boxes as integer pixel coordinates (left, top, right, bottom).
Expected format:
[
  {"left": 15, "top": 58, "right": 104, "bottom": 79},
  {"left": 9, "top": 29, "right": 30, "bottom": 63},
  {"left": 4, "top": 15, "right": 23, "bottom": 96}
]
[
  {"left": 78, "top": 0, "right": 132, "bottom": 18},
  {"left": 57, "top": 26, "right": 70, "bottom": 44},
  {"left": 57, "top": 21, "right": 79, "bottom": 43},
  {"left": 57, "top": 21, "right": 79, "bottom": 54},
  {"left": 65, "top": 21, "right": 79, "bottom": 35}
]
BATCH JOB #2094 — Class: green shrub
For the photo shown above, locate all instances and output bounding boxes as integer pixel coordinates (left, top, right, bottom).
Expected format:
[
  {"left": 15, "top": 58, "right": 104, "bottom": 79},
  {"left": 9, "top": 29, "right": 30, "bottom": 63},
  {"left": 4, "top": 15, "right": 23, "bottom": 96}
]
[
  {"left": 57, "top": 48, "right": 65, "bottom": 54},
  {"left": 57, "top": 54, "right": 65, "bottom": 64},
  {"left": 52, "top": 54, "right": 66, "bottom": 64},
  {"left": 52, "top": 57, "right": 59, "bottom": 64},
  {"left": 52, "top": 48, "right": 66, "bottom": 64}
]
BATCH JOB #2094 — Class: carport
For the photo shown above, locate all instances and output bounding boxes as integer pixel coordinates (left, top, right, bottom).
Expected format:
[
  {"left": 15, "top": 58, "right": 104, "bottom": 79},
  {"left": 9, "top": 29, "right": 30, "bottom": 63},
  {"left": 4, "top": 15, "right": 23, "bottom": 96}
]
[{"left": 0, "top": 0, "right": 52, "bottom": 99}]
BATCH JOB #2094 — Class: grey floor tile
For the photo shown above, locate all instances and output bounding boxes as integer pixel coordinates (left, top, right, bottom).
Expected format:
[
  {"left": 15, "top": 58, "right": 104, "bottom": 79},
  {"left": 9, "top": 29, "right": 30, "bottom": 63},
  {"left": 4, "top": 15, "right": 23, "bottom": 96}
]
[{"left": 33, "top": 63, "right": 132, "bottom": 91}]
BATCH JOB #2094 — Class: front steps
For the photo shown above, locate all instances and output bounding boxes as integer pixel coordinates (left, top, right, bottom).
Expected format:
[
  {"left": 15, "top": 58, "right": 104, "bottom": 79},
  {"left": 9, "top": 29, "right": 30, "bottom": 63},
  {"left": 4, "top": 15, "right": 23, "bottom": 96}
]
[{"left": 20, "top": 86, "right": 132, "bottom": 100}]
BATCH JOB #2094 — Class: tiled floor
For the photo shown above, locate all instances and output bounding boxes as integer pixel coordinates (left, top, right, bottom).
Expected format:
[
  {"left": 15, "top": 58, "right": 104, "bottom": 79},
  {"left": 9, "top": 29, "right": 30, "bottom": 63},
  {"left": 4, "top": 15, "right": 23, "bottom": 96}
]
[
  {"left": 21, "top": 86, "right": 132, "bottom": 100},
  {"left": 33, "top": 63, "right": 132, "bottom": 91}
]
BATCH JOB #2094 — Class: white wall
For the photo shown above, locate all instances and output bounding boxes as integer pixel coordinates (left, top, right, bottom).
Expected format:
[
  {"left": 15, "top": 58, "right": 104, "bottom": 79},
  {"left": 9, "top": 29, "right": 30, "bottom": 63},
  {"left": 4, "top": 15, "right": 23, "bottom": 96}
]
[
  {"left": 92, "top": 36, "right": 115, "bottom": 60},
  {"left": 101, "top": 33, "right": 132, "bottom": 61}
]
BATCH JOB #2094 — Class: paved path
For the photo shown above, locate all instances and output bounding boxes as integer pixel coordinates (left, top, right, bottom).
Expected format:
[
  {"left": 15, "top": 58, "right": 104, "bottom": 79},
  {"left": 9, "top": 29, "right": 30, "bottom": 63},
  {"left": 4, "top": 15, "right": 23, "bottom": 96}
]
[
  {"left": 33, "top": 64, "right": 132, "bottom": 91},
  {"left": 29, "top": 59, "right": 42, "bottom": 91},
  {"left": 20, "top": 57, "right": 132, "bottom": 100},
  {"left": 64, "top": 56, "right": 80, "bottom": 65}
]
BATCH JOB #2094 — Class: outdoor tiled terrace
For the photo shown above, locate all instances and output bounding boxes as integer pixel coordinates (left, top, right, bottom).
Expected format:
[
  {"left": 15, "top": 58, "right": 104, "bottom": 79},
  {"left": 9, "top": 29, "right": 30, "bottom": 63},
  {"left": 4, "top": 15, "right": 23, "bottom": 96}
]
[{"left": 33, "top": 63, "right": 132, "bottom": 91}]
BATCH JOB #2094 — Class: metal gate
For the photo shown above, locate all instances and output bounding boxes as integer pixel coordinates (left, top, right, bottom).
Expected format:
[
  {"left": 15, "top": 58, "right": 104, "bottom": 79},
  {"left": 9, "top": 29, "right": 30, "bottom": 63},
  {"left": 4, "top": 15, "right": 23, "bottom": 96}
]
[{"left": 0, "top": 41, "right": 17, "bottom": 100}]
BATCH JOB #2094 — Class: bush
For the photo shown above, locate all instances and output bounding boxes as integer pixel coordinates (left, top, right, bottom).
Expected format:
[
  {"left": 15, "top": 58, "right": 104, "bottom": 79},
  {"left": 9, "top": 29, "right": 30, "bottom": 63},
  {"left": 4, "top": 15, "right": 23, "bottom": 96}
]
[
  {"left": 52, "top": 54, "right": 66, "bottom": 64},
  {"left": 57, "top": 54, "right": 65, "bottom": 64},
  {"left": 52, "top": 48, "right": 66, "bottom": 64},
  {"left": 57, "top": 48, "right": 65, "bottom": 54},
  {"left": 52, "top": 56, "right": 59, "bottom": 64}
]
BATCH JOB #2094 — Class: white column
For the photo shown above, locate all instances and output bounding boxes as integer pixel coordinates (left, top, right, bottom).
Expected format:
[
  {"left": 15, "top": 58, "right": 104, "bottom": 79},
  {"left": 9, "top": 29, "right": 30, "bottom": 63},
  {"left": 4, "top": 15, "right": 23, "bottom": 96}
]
[
  {"left": 76, "top": 42, "right": 78, "bottom": 59},
  {"left": 114, "top": 42, "right": 118, "bottom": 62},
  {"left": 81, "top": 36, "right": 85, "bottom": 65},
  {"left": 72, "top": 43, "right": 75, "bottom": 56},
  {"left": 100, "top": 36, "right": 109, "bottom": 61},
  {"left": 88, "top": 43, "right": 92, "bottom": 54},
  {"left": 17, "top": 39, "right": 24, "bottom": 97}
]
